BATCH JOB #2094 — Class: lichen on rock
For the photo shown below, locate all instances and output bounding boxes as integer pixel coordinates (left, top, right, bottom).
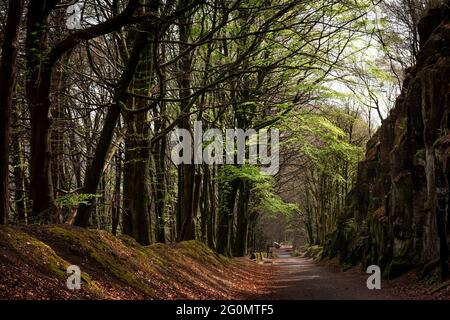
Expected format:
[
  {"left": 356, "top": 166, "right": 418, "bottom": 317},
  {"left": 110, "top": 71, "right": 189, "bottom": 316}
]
[{"left": 324, "top": 0, "right": 450, "bottom": 280}]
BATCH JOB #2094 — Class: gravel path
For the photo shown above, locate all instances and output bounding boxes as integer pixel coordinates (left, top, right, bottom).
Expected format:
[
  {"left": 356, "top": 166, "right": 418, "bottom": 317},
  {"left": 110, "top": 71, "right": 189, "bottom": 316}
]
[{"left": 263, "top": 248, "right": 399, "bottom": 300}]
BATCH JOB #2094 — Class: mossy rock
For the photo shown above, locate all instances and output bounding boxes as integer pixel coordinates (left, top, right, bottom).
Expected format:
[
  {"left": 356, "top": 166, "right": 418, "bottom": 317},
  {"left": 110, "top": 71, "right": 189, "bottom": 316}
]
[
  {"left": 393, "top": 173, "right": 413, "bottom": 205},
  {"left": 383, "top": 256, "right": 412, "bottom": 279},
  {"left": 393, "top": 116, "right": 407, "bottom": 147},
  {"left": 413, "top": 148, "right": 426, "bottom": 166},
  {"left": 420, "top": 258, "right": 440, "bottom": 279},
  {"left": 304, "top": 245, "right": 323, "bottom": 259}
]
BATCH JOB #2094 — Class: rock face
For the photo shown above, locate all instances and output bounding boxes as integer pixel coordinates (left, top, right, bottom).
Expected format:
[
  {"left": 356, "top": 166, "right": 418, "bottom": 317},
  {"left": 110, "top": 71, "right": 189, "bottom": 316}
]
[{"left": 325, "top": 2, "right": 450, "bottom": 279}]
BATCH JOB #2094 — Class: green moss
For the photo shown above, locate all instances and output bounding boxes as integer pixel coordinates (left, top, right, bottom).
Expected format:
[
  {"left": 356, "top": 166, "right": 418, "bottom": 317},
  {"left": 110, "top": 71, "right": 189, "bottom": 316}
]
[
  {"left": 382, "top": 239, "right": 413, "bottom": 279},
  {"left": 49, "top": 226, "right": 154, "bottom": 296},
  {"left": 368, "top": 222, "right": 383, "bottom": 255},
  {"left": 252, "top": 252, "right": 270, "bottom": 263},
  {"left": 0, "top": 227, "right": 67, "bottom": 278},
  {"left": 304, "top": 245, "right": 323, "bottom": 259},
  {"left": 48, "top": 228, "right": 232, "bottom": 297},
  {"left": 430, "top": 280, "right": 450, "bottom": 294},
  {"left": 396, "top": 239, "right": 412, "bottom": 258},
  {"left": 341, "top": 262, "right": 353, "bottom": 272},
  {"left": 2, "top": 225, "right": 238, "bottom": 299},
  {"left": 393, "top": 173, "right": 413, "bottom": 204},
  {"left": 0, "top": 226, "right": 100, "bottom": 293},
  {"left": 394, "top": 117, "right": 407, "bottom": 147},
  {"left": 414, "top": 148, "right": 426, "bottom": 160},
  {"left": 174, "top": 241, "right": 229, "bottom": 266}
]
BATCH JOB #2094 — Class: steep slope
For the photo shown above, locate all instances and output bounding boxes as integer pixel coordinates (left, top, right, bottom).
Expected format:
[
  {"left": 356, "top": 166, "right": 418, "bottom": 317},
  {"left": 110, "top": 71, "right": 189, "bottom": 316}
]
[
  {"left": 325, "top": 1, "right": 450, "bottom": 280},
  {"left": 0, "top": 225, "right": 270, "bottom": 299}
]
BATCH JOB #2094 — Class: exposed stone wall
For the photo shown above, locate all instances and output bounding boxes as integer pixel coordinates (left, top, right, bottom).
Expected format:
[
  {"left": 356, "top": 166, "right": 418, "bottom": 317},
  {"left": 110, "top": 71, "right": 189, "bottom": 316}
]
[{"left": 325, "top": 1, "right": 450, "bottom": 279}]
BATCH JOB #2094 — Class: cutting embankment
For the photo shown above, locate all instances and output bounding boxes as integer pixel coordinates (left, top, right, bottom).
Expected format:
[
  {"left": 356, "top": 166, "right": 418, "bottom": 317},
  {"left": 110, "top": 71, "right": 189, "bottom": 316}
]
[{"left": 0, "top": 225, "right": 270, "bottom": 299}]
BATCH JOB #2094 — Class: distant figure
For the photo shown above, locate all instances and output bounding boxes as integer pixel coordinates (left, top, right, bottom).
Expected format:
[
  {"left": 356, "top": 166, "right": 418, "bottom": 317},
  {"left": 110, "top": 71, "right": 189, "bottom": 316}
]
[{"left": 266, "top": 243, "right": 273, "bottom": 258}]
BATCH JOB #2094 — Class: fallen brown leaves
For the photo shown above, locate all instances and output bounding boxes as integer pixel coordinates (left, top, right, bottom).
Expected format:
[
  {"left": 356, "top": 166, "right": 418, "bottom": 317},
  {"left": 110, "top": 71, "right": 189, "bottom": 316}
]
[{"left": 0, "top": 225, "right": 272, "bottom": 300}]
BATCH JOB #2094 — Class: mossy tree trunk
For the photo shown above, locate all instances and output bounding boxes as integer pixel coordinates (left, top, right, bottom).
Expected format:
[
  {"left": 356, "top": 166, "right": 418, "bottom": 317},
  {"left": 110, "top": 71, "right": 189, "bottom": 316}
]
[
  {"left": 216, "top": 178, "right": 238, "bottom": 256},
  {"left": 233, "top": 181, "right": 250, "bottom": 256},
  {"left": 176, "top": 0, "right": 196, "bottom": 241}
]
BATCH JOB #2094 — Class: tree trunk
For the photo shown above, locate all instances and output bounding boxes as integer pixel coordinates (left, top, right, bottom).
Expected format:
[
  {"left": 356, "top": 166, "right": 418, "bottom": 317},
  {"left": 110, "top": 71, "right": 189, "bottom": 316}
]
[
  {"left": 111, "top": 152, "right": 122, "bottom": 236},
  {"left": 152, "top": 109, "right": 167, "bottom": 243},
  {"left": 25, "top": 1, "right": 60, "bottom": 223},
  {"left": 216, "top": 178, "right": 238, "bottom": 255},
  {"left": 177, "top": 164, "right": 196, "bottom": 240},
  {"left": 233, "top": 182, "right": 250, "bottom": 256},
  {"left": 0, "top": 0, "right": 25, "bottom": 224},
  {"left": 50, "top": 58, "right": 68, "bottom": 223},
  {"left": 123, "top": 107, "right": 152, "bottom": 245},
  {"left": 12, "top": 128, "right": 28, "bottom": 224},
  {"left": 207, "top": 166, "right": 217, "bottom": 248},
  {"left": 176, "top": 0, "right": 195, "bottom": 241},
  {"left": 29, "top": 71, "right": 56, "bottom": 222},
  {"left": 75, "top": 22, "right": 153, "bottom": 227},
  {"left": 200, "top": 167, "right": 209, "bottom": 243},
  {"left": 25, "top": 0, "right": 142, "bottom": 226}
]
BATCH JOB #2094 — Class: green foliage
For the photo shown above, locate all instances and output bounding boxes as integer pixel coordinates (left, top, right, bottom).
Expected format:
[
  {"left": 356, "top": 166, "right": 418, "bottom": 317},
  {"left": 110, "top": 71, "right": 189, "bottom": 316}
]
[
  {"left": 217, "top": 164, "right": 298, "bottom": 215},
  {"left": 283, "top": 111, "right": 365, "bottom": 183},
  {"left": 55, "top": 194, "right": 98, "bottom": 209},
  {"left": 342, "top": 218, "right": 356, "bottom": 242},
  {"left": 303, "top": 245, "right": 324, "bottom": 259}
]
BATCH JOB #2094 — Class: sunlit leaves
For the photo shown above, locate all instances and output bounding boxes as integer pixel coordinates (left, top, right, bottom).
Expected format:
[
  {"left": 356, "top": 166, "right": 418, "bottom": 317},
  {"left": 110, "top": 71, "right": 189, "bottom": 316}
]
[{"left": 217, "top": 164, "right": 298, "bottom": 216}]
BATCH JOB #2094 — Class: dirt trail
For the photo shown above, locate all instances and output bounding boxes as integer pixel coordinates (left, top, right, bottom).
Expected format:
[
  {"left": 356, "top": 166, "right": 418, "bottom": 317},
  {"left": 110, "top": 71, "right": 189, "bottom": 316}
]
[{"left": 263, "top": 247, "right": 400, "bottom": 300}]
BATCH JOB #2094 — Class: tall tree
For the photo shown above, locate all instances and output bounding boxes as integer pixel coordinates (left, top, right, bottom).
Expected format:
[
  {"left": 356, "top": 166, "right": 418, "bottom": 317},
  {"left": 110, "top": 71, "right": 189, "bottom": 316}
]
[
  {"left": 0, "top": 0, "right": 25, "bottom": 224},
  {"left": 176, "top": 0, "right": 196, "bottom": 241},
  {"left": 25, "top": 0, "right": 141, "bottom": 222}
]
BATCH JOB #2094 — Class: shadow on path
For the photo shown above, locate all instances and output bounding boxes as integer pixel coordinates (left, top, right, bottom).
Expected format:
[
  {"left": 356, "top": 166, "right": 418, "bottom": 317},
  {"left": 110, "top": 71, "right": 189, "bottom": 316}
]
[{"left": 261, "top": 247, "right": 398, "bottom": 300}]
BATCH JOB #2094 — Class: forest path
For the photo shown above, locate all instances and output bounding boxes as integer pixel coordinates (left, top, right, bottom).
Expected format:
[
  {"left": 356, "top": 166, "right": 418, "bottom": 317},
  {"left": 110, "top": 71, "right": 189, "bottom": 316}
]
[{"left": 262, "top": 247, "right": 398, "bottom": 300}]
